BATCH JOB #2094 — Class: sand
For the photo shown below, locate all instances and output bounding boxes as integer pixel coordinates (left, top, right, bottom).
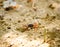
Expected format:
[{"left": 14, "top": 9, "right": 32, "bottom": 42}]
[{"left": 0, "top": 0, "right": 60, "bottom": 47}]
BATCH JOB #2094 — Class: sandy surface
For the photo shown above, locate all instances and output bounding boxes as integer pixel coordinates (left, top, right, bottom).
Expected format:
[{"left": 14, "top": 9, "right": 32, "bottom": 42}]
[{"left": 0, "top": 0, "right": 60, "bottom": 47}]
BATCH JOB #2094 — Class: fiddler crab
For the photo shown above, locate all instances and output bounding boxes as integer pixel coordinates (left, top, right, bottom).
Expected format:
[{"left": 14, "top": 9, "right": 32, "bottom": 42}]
[{"left": 23, "top": 22, "right": 39, "bottom": 30}]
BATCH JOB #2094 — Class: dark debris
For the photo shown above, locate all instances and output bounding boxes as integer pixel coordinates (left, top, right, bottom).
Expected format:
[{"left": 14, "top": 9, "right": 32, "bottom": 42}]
[
  {"left": 48, "top": 4, "right": 55, "bottom": 9},
  {"left": 5, "top": 7, "right": 13, "bottom": 11}
]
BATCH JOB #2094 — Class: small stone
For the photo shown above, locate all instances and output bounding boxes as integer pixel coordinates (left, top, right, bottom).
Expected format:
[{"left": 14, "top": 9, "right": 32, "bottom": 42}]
[
  {"left": 8, "top": 45, "right": 12, "bottom": 47},
  {"left": 49, "top": 4, "right": 55, "bottom": 9},
  {"left": 7, "top": 27, "right": 11, "bottom": 29},
  {"left": 0, "top": 16, "right": 4, "bottom": 20},
  {"left": 5, "top": 7, "right": 13, "bottom": 11},
  {"left": 58, "top": 45, "right": 60, "bottom": 47},
  {"left": 18, "top": 20, "right": 21, "bottom": 23},
  {"left": 7, "top": 36, "right": 10, "bottom": 38}
]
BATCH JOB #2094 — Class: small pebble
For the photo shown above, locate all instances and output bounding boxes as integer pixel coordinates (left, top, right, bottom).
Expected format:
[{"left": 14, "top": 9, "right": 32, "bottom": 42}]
[
  {"left": 5, "top": 7, "right": 13, "bottom": 11},
  {"left": 8, "top": 45, "right": 12, "bottom": 47},
  {"left": 18, "top": 20, "right": 21, "bottom": 23},
  {"left": 49, "top": 4, "right": 55, "bottom": 9},
  {"left": 7, "top": 27, "right": 11, "bottom": 29}
]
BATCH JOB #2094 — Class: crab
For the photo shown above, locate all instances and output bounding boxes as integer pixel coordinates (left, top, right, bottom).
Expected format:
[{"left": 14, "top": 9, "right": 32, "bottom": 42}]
[{"left": 22, "top": 22, "right": 39, "bottom": 31}]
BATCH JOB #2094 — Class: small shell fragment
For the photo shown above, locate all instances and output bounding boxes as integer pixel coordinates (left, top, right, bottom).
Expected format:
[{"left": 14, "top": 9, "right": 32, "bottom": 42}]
[{"left": 3, "top": 1, "right": 10, "bottom": 8}]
